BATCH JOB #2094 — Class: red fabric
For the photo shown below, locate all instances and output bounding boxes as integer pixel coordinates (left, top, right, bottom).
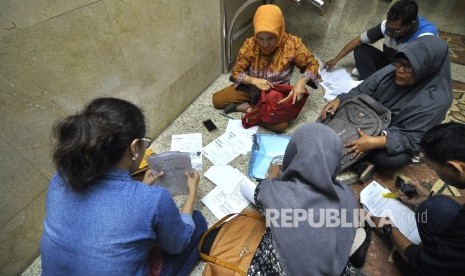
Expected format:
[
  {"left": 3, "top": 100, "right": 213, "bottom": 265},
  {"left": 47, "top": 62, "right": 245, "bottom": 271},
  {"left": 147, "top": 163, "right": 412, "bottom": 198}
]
[
  {"left": 147, "top": 246, "right": 163, "bottom": 276},
  {"left": 242, "top": 84, "right": 308, "bottom": 128}
]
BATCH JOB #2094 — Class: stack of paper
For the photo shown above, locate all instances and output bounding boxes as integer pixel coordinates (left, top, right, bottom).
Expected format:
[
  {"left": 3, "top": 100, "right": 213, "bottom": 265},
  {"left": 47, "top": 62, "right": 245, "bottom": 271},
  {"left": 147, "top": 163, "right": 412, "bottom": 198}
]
[
  {"left": 201, "top": 165, "right": 256, "bottom": 219},
  {"left": 202, "top": 120, "right": 258, "bottom": 166},
  {"left": 360, "top": 181, "right": 421, "bottom": 244},
  {"left": 319, "top": 67, "right": 363, "bottom": 101},
  {"left": 171, "top": 133, "right": 203, "bottom": 171}
]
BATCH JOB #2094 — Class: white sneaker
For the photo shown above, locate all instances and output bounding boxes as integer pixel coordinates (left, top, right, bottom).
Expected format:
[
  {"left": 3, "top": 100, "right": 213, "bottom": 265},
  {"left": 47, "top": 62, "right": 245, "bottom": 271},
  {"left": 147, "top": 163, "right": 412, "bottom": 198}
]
[{"left": 351, "top": 68, "right": 360, "bottom": 77}]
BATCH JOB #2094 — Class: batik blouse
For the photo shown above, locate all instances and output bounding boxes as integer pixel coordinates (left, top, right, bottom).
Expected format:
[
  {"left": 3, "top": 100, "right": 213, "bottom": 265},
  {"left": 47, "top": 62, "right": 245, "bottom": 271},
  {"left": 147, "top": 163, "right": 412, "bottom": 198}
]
[{"left": 230, "top": 33, "right": 320, "bottom": 87}]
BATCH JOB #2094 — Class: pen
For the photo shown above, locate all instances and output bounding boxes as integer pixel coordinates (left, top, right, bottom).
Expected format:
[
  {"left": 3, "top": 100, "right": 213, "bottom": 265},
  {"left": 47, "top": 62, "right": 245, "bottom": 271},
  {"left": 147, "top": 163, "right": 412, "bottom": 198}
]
[{"left": 219, "top": 112, "right": 234, "bottom": 120}]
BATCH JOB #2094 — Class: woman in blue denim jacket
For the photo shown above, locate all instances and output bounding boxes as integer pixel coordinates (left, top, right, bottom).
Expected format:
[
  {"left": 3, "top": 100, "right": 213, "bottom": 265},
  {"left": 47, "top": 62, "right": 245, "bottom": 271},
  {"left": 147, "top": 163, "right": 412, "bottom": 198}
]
[{"left": 40, "top": 97, "right": 207, "bottom": 276}]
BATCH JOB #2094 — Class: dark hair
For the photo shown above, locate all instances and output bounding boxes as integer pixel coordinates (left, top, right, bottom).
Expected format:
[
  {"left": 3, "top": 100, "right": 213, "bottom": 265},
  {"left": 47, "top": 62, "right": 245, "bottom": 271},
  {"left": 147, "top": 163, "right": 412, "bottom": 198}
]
[
  {"left": 387, "top": 0, "right": 418, "bottom": 25},
  {"left": 420, "top": 122, "right": 465, "bottom": 165},
  {"left": 52, "top": 97, "right": 146, "bottom": 191}
]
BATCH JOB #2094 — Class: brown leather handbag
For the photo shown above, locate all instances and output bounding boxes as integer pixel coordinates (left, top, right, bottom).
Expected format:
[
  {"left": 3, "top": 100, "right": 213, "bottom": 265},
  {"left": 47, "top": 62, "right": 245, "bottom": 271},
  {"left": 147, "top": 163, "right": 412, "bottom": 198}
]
[{"left": 199, "top": 210, "right": 266, "bottom": 276}]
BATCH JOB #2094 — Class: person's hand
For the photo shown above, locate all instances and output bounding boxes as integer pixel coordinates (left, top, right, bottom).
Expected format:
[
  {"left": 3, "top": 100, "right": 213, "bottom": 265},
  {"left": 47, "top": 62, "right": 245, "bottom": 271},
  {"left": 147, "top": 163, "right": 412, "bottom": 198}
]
[
  {"left": 344, "top": 128, "right": 378, "bottom": 160},
  {"left": 278, "top": 82, "right": 307, "bottom": 105},
  {"left": 324, "top": 59, "right": 339, "bottom": 70},
  {"left": 397, "top": 180, "right": 431, "bottom": 206},
  {"left": 266, "top": 164, "right": 282, "bottom": 179},
  {"left": 142, "top": 169, "right": 164, "bottom": 185},
  {"left": 320, "top": 98, "right": 341, "bottom": 120},
  {"left": 250, "top": 77, "right": 274, "bottom": 91},
  {"left": 185, "top": 170, "right": 200, "bottom": 195},
  {"left": 370, "top": 216, "right": 394, "bottom": 235}
]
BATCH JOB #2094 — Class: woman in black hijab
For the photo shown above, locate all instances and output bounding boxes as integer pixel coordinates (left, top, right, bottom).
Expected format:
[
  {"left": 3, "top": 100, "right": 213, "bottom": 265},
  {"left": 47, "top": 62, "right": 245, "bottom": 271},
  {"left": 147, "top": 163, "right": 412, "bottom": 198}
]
[{"left": 320, "top": 35, "right": 452, "bottom": 172}]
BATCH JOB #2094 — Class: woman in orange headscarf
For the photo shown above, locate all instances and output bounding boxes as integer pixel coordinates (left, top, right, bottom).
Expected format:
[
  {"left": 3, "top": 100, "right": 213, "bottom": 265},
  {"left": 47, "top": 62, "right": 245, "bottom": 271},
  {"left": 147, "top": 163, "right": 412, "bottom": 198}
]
[{"left": 212, "top": 4, "right": 320, "bottom": 132}]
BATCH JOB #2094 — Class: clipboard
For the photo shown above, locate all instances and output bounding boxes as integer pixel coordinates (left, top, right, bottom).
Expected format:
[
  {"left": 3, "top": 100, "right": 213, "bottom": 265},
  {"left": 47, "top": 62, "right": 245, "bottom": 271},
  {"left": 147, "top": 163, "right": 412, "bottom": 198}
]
[{"left": 247, "top": 133, "right": 291, "bottom": 180}]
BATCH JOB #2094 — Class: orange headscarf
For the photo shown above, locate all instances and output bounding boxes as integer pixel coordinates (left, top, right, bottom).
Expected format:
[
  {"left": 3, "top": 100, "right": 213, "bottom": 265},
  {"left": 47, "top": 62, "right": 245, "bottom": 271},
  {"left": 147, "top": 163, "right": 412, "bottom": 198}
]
[{"left": 253, "top": 4, "right": 285, "bottom": 54}]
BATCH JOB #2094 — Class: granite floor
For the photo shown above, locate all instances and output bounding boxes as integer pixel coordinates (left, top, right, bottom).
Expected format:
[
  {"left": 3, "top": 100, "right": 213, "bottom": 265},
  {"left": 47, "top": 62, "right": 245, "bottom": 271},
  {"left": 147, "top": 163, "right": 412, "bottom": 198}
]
[{"left": 21, "top": 0, "right": 465, "bottom": 275}]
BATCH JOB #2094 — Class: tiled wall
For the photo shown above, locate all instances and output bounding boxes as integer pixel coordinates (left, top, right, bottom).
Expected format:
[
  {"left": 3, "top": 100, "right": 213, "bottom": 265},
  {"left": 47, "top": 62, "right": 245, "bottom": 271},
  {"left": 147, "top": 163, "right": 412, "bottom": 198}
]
[{"left": 0, "top": 0, "right": 221, "bottom": 274}]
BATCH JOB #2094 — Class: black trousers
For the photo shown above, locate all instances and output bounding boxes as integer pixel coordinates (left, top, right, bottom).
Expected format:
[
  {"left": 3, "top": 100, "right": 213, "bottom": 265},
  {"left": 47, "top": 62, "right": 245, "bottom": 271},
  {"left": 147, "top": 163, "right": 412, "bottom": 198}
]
[
  {"left": 366, "top": 149, "right": 413, "bottom": 170},
  {"left": 354, "top": 44, "right": 390, "bottom": 80},
  {"left": 393, "top": 195, "right": 462, "bottom": 275}
]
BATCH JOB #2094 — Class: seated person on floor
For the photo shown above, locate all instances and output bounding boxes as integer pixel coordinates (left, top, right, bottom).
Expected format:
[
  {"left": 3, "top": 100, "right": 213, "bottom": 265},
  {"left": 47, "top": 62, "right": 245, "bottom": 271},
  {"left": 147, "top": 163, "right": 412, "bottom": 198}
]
[
  {"left": 40, "top": 97, "right": 207, "bottom": 276},
  {"left": 324, "top": 0, "right": 437, "bottom": 80},
  {"left": 371, "top": 122, "right": 465, "bottom": 276},
  {"left": 320, "top": 35, "right": 452, "bottom": 180},
  {"left": 212, "top": 4, "right": 319, "bottom": 133},
  {"left": 250, "top": 123, "right": 370, "bottom": 275}
]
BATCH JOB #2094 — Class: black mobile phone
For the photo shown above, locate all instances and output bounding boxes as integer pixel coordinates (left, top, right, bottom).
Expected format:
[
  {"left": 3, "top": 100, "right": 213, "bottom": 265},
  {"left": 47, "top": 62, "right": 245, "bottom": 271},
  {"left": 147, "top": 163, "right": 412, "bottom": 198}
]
[
  {"left": 202, "top": 119, "right": 218, "bottom": 132},
  {"left": 395, "top": 176, "right": 417, "bottom": 198}
]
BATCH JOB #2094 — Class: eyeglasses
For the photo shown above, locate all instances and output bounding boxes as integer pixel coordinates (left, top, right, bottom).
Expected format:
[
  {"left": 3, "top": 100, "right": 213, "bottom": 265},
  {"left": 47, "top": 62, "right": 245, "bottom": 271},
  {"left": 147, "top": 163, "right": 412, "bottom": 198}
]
[
  {"left": 386, "top": 26, "right": 403, "bottom": 35},
  {"left": 140, "top": 137, "right": 153, "bottom": 149},
  {"left": 394, "top": 59, "right": 413, "bottom": 73}
]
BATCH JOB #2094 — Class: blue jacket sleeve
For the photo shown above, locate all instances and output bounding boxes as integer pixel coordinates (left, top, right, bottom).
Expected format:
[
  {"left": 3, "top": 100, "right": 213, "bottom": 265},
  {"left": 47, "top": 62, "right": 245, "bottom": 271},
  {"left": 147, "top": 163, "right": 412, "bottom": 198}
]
[{"left": 152, "top": 189, "right": 195, "bottom": 254}]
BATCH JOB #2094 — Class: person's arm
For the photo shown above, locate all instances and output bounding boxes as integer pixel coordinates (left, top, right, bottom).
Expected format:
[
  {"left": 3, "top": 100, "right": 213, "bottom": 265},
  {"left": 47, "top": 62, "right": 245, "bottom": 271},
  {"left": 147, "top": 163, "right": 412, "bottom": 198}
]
[
  {"left": 324, "top": 22, "right": 384, "bottom": 70},
  {"left": 390, "top": 227, "right": 415, "bottom": 261},
  {"left": 154, "top": 189, "right": 195, "bottom": 254},
  {"left": 324, "top": 36, "right": 363, "bottom": 70},
  {"left": 181, "top": 170, "right": 200, "bottom": 214},
  {"left": 278, "top": 35, "right": 319, "bottom": 104},
  {"left": 230, "top": 38, "right": 254, "bottom": 85},
  {"left": 344, "top": 128, "right": 387, "bottom": 160},
  {"left": 229, "top": 38, "right": 274, "bottom": 91},
  {"left": 372, "top": 217, "right": 414, "bottom": 261}
]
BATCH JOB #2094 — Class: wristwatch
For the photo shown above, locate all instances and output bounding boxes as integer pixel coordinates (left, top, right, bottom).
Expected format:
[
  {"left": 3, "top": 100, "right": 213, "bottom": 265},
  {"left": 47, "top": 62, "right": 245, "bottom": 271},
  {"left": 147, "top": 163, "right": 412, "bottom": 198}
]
[{"left": 381, "top": 224, "right": 393, "bottom": 239}]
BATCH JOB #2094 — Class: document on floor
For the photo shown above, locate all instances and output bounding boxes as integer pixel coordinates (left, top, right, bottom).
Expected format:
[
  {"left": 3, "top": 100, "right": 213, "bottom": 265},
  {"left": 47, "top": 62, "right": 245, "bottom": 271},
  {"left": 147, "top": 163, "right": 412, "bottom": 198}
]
[
  {"left": 319, "top": 67, "right": 363, "bottom": 101},
  {"left": 360, "top": 181, "right": 421, "bottom": 244},
  {"left": 170, "top": 133, "right": 203, "bottom": 171},
  {"left": 202, "top": 165, "right": 255, "bottom": 219},
  {"left": 202, "top": 130, "right": 250, "bottom": 166},
  {"left": 225, "top": 119, "right": 258, "bottom": 154}
]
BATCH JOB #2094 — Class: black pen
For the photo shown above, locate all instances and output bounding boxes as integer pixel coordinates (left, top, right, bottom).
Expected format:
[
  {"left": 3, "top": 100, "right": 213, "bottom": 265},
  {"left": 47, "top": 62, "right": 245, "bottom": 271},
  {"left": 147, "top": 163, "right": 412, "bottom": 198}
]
[{"left": 219, "top": 112, "right": 234, "bottom": 120}]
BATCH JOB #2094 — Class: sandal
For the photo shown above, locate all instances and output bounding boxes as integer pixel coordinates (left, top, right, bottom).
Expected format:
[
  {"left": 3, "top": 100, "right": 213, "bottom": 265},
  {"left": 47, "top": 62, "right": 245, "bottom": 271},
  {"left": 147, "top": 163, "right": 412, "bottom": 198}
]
[
  {"left": 223, "top": 103, "right": 239, "bottom": 114},
  {"left": 349, "top": 222, "right": 372, "bottom": 268}
]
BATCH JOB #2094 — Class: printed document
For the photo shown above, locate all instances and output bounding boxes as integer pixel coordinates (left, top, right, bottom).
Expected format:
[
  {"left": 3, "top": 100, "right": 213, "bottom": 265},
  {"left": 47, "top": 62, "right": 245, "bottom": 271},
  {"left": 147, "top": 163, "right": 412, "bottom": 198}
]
[
  {"left": 204, "top": 165, "right": 245, "bottom": 193},
  {"left": 360, "top": 181, "right": 421, "bottom": 244},
  {"left": 171, "top": 133, "right": 203, "bottom": 171},
  {"left": 202, "top": 165, "right": 255, "bottom": 219},
  {"left": 202, "top": 130, "right": 250, "bottom": 166},
  {"left": 319, "top": 67, "right": 363, "bottom": 101},
  {"left": 225, "top": 119, "right": 258, "bottom": 154}
]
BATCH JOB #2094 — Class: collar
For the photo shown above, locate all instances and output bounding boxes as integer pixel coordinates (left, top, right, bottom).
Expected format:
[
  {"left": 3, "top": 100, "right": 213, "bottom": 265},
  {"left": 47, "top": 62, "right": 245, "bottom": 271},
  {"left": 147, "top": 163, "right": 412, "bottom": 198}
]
[{"left": 104, "top": 167, "right": 132, "bottom": 181}]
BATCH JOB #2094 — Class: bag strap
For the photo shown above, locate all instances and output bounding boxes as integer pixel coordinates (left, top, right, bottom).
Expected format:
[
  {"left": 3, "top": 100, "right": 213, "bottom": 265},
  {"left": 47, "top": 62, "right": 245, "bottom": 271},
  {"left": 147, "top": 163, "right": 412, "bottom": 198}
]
[
  {"left": 357, "top": 94, "right": 390, "bottom": 116},
  {"left": 198, "top": 211, "right": 265, "bottom": 275}
]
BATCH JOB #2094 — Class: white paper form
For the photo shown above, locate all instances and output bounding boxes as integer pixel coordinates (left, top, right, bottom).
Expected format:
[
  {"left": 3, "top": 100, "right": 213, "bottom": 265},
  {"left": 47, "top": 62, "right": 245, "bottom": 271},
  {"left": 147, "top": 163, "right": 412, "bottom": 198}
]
[
  {"left": 225, "top": 120, "right": 258, "bottom": 154},
  {"left": 202, "top": 130, "right": 250, "bottom": 166},
  {"left": 204, "top": 165, "right": 245, "bottom": 193},
  {"left": 201, "top": 177, "right": 252, "bottom": 220},
  {"left": 240, "top": 177, "right": 257, "bottom": 204},
  {"left": 360, "top": 181, "right": 421, "bottom": 244},
  {"left": 171, "top": 133, "right": 203, "bottom": 171},
  {"left": 319, "top": 67, "right": 363, "bottom": 101}
]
